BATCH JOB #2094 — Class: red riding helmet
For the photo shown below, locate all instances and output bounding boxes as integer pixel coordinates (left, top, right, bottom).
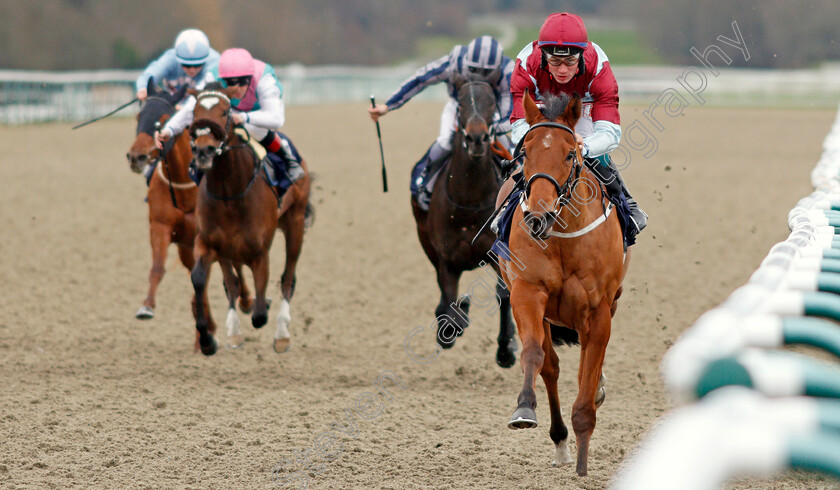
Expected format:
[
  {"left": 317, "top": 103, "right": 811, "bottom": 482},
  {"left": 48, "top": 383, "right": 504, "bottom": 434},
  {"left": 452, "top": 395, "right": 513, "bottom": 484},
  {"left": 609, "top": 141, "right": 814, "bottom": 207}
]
[{"left": 537, "top": 12, "right": 589, "bottom": 57}]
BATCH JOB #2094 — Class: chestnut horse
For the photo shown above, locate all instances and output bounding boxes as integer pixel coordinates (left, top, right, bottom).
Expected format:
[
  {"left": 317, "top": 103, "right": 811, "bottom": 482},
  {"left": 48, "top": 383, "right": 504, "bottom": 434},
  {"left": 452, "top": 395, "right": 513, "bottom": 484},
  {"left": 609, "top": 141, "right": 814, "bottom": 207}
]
[
  {"left": 411, "top": 74, "right": 517, "bottom": 368},
  {"left": 189, "top": 85, "right": 311, "bottom": 355},
  {"left": 126, "top": 80, "right": 252, "bottom": 326},
  {"left": 500, "top": 92, "right": 628, "bottom": 476}
]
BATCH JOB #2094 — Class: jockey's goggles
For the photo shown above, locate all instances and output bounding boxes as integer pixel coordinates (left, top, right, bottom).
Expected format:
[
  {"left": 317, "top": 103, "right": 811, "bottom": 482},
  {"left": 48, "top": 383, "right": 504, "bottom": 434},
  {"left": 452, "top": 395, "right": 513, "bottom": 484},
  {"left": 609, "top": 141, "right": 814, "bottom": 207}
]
[
  {"left": 222, "top": 75, "right": 252, "bottom": 87},
  {"left": 181, "top": 63, "right": 204, "bottom": 69},
  {"left": 546, "top": 53, "right": 580, "bottom": 67}
]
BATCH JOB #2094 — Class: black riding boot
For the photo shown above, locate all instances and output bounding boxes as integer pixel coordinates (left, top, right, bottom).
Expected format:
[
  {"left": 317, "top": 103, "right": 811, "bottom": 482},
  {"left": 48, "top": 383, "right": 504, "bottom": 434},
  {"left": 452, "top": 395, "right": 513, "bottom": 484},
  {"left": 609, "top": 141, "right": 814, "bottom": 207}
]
[
  {"left": 260, "top": 131, "right": 305, "bottom": 183},
  {"left": 414, "top": 146, "right": 451, "bottom": 211},
  {"left": 585, "top": 157, "right": 647, "bottom": 236}
]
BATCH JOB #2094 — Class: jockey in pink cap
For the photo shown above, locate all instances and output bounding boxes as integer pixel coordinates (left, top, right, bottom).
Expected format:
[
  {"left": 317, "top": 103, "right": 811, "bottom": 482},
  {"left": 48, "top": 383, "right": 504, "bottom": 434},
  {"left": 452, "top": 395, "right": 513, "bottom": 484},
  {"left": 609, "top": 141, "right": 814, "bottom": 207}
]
[{"left": 156, "top": 47, "right": 304, "bottom": 191}]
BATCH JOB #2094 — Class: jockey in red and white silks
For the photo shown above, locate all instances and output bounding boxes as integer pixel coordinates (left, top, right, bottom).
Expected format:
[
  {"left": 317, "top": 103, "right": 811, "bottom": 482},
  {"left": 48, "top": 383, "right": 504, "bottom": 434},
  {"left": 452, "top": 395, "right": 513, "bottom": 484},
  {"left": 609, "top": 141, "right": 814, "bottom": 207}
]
[{"left": 508, "top": 12, "right": 647, "bottom": 237}]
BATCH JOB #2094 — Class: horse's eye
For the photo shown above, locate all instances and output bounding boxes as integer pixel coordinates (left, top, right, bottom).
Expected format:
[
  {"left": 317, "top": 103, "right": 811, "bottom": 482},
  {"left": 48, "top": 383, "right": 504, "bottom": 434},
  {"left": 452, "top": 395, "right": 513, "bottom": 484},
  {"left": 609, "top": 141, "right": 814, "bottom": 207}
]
[{"left": 567, "top": 150, "right": 575, "bottom": 161}]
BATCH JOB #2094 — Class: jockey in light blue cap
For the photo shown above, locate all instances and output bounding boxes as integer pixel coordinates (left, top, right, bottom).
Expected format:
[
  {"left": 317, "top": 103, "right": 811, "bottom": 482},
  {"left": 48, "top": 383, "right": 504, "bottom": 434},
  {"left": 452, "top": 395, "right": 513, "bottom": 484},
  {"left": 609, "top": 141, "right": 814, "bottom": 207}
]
[{"left": 135, "top": 28, "right": 220, "bottom": 103}]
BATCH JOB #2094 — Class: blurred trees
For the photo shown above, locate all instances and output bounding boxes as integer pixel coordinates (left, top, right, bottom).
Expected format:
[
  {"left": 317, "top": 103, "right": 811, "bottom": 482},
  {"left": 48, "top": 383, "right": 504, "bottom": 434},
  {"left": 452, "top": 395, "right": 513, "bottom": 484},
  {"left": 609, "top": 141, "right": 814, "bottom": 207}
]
[{"left": 0, "top": 0, "right": 837, "bottom": 70}]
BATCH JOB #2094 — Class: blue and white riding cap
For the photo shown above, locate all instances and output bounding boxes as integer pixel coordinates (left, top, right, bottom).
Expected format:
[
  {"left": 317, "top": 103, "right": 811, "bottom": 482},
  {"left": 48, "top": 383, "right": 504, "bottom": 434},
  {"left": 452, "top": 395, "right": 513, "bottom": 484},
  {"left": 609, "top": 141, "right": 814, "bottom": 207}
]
[
  {"left": 174, "top": 28, "right": 211, "bottom": 65},
  {"left": 463, "top": 36, "right": 503, "bottom": 70}
]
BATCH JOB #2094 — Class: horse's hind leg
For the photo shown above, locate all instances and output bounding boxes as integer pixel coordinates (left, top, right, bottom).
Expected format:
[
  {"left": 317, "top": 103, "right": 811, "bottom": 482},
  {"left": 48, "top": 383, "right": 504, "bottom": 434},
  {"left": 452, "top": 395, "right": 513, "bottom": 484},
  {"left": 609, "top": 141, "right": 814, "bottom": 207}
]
[
  {"left": 495, "top": 275, "right": 517, "bottom": 368},
  {"left": 434, "top": 264, "right": 468, "bottom": 349},
  {"left": 540, "top": 320, "right": 571, "bottom": 466},
  {"left": 138, "top": 222, "right": 172, "bottom": 320},
  {"left": 508, "top": 282, "right": 548, "bottom": 430},
  {"left": 191, "top": 246, "right": 219, "bottom": 356},
  {"left": 219, "top": 260, "right": 244, "bottom": 349},
  {"left": 571, "top": 302, "right": 612, "bottom": 476},
  {"left": 274, "top": 205, "right": 306, "bottom": 354}
]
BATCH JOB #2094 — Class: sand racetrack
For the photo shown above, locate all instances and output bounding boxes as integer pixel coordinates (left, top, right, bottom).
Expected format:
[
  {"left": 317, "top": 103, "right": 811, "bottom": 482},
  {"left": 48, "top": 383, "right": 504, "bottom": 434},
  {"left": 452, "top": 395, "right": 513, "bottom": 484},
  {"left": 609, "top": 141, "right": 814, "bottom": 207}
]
[{"left": 0, "top": 101, "right": 836, "bottom": 489}]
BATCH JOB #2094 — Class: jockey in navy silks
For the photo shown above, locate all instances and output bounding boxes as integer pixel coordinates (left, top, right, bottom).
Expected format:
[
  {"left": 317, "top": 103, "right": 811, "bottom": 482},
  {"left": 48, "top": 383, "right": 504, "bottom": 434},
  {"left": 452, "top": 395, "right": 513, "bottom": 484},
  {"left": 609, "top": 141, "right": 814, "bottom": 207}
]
[{"left": 368, "top": 36, "right": 515, "bottom": 210}]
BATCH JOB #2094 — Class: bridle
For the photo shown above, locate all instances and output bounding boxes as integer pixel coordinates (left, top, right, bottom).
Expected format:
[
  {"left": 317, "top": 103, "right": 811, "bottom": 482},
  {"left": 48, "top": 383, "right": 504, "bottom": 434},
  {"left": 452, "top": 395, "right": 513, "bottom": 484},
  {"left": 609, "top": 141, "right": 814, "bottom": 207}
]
[
  {"left": 190, "top": 90, "right": 260, "bottom": 202},
  {"left": 191, "top": 90, "right": 235, "bottom": 156},
  {"left": 518, "top": 121, "right": 582, "bottom": 214},
  {"left": 456, "top": 81, "right": 499, "bottom": 151}
]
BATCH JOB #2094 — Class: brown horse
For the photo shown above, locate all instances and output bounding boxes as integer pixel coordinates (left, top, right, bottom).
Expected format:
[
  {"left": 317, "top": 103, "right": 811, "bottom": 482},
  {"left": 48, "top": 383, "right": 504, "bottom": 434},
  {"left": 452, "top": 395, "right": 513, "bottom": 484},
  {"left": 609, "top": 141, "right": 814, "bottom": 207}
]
[
  {"left": 500, "top": 92, "right": 628, "bottom": 476},
  {"left": 411, "top": 74, "right": 518, "bottom": 368},
  {"left": 126, "top": 80, "right": 253, "bottom": 325},
  {"left": 189, "top": 85, "right": 311, "bottom": 355}
]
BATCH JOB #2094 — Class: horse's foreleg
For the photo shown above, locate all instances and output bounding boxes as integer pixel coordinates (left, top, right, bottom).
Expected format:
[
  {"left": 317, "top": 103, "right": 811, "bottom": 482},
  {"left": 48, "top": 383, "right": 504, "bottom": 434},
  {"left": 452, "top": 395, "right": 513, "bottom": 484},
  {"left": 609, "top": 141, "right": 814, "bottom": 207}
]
[
  {"left": 434, "top": 264, "right": 467, "bottom": 349},
  {"left": 571, "top": 301, "right": 612, "bottom": 476},
  {"left": 508, "top": 282, "right": 548, "bottom": 430},
  {"left": 219, "top": 260, "right": 244, "bottom": 349},
  {"left": 250, "top": 254, "right": 270, "bottom": 331},
  {"left": 138, "top": 222, "right": 172, "bottom": 320},
  {"left": 235, "top": 263, "right": 254, "bottom": 314},
  {"left": 539, "top": 321, "right": 571, "bottom": 466},
  {"left": 191, "top": 245, "right": 218, "bottom": 356},
  {"left": 495, "top": 274, "right": 517, "bottom": 368}
]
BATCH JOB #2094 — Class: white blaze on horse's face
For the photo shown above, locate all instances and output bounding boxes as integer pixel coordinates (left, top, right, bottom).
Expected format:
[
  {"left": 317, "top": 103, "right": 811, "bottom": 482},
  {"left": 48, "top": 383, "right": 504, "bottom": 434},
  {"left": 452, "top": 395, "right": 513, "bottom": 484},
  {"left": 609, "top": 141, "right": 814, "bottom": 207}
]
[
  {"left": 542, "top": 133, "right": 554, "bottom": 149},
  {"left": 199, "top": 96, "right": 221, "bottom": 111}
]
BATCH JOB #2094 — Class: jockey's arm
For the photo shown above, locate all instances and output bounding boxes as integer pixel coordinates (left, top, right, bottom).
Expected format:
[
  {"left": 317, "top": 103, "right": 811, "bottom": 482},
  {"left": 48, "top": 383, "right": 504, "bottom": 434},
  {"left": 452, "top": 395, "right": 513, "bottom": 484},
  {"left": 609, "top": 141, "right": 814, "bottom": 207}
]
[
  {"left": 136, "top": 50, "right": 176, "bottom": 100},
  {"left": 157, "top": 96, "right": 196, "bottom": 145},
  {"left": 582, "top": 121, "right": 621, "bottom": 158},
  {"left": 237, "top": 77, "right": 285, "bottom": 129},
  {"left": 384, "top": 54, "right": 451, "bottom": 112}
]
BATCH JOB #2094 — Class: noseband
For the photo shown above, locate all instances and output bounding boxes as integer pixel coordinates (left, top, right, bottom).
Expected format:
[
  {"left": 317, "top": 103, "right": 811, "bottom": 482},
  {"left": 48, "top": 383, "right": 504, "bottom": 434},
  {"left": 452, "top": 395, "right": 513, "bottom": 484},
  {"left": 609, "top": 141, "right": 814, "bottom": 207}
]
[
  {"left": 520, "top": 122, "right": 582, "bottom": 212},
  {"left": 191, "top": 91, "right": 234, "bottom": 156},
  {"left": 456, "top": 81, "right": 499, "bottom": 151}
]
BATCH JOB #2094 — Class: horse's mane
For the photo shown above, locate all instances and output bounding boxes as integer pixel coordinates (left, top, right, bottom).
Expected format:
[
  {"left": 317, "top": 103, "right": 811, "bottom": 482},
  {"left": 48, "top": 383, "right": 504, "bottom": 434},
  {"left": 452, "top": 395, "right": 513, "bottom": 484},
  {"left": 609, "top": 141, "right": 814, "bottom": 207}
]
[
  {"left": 540, "top": 93, "right": 571, "bottom": 121},
  {"left": 203, "top": 81, "right": 225, "bottom": 92}
]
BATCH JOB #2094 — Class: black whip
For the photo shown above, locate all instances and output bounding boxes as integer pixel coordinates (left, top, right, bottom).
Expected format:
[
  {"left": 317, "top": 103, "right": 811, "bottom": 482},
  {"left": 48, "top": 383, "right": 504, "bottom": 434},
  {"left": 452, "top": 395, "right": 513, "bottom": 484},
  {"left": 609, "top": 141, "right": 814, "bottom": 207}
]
[
  {"left": 370, "top": 96, "right": 389, "bottom": 193},
  {"left": 72, "top": 97, "right": 139, "bottom": 130}
]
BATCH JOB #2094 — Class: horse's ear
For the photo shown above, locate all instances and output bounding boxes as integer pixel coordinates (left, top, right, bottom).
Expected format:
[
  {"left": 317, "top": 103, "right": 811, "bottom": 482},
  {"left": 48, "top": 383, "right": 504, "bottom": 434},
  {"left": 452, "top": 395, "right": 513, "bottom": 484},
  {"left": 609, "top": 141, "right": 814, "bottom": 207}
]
[
  {"left": 523, "top": 90, "right": 542, "bottom": 125},
  {"left": 173, "top": 84, "right": 188, "bottom": 103},
  {"left": 187, "top": 88, "right": 199, "bottom": 98},
  {"left": 453, "top": 72, "right": 469, "bottom": 90},
  {"left": 486, "top": 67, "right": 502, "bottom": 85},
  {"left": 146, "top": 77, "right": 156, "bottom": 96},
  {"left": 224, "top": 86, "right": 240, "bottom": 99},
  {"left": 563, "top": 93, "right": 582, "bottom": 127}
]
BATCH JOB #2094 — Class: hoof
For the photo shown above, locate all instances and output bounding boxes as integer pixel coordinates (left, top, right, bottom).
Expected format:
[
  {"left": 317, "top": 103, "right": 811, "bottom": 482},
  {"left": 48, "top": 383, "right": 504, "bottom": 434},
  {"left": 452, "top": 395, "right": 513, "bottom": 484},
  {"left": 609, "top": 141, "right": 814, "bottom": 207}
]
[
  {"left": 552, "top": 439, "right": 573, "bottom": 466},
  {"left": 252, "top": 312, "right": 268, "bottom": 329},
  {"left": 274, "top": 337, "right": 290, "bottom": 353},
  {"left": 199, "top": 334, "right": 218, "bottom": 356},
  {"left": 595, "top": 374, "right": 606, "bottom": 408},
  {"left": 136, "top": 305, "right": 155, "bottom": 320},
  {"left": 508, "top": 407, "right": 538, "bottom": 429},
  {"left": 496, "top": 346, "right": 516, "bottom": 368},
  {"left": 227, "top": 334, "right": 244, "bottom": 349}
]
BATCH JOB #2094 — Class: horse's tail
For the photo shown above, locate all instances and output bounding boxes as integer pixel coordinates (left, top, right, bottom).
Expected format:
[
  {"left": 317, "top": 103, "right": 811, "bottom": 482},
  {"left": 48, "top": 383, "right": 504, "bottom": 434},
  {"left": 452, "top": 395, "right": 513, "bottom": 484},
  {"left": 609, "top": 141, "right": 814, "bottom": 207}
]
[
  {"left": 304, "top": 202, "right": 316, "bottom": 229},
  {"left": 549, "top": 322, "right": 580, "bottom": 346},
  {"left": 304, "top": 171, "right": 316, "bottom": 230}
]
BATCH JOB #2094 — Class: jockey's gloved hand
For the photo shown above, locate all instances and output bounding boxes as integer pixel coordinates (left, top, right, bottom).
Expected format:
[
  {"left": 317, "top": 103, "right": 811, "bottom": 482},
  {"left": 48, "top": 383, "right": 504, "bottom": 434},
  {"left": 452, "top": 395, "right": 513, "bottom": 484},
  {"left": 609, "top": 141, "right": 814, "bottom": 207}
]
[{"left": 499, "top": 152, "right": 525, "bottom": 180}]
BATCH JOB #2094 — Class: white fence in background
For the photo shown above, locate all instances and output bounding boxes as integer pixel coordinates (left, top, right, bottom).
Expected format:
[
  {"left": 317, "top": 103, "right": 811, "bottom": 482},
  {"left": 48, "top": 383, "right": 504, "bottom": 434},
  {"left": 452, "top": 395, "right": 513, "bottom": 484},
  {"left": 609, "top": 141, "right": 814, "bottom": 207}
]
[
  {"left": 611, "top": 103, "right": 840, "bottom": 489},
  {"left": 2, "top": 63, "right": 840, "bottom": 125}
]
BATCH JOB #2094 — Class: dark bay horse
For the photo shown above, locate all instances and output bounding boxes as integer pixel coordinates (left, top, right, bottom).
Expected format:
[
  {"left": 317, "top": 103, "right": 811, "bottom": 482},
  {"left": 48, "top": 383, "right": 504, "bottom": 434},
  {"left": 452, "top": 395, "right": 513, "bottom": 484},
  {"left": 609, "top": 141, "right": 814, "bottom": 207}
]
[
  {"left": 411, "top": 74, "right": 517, "bottom": 368},
  {"left": 189, "top": 85, "right": 311, "bottom": 355},
  {"left": 126, "top": 79, "right": 252, "bottom": 325},
  {"left": 500, "top": 92, "right": 628, "bottom": 476}
]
